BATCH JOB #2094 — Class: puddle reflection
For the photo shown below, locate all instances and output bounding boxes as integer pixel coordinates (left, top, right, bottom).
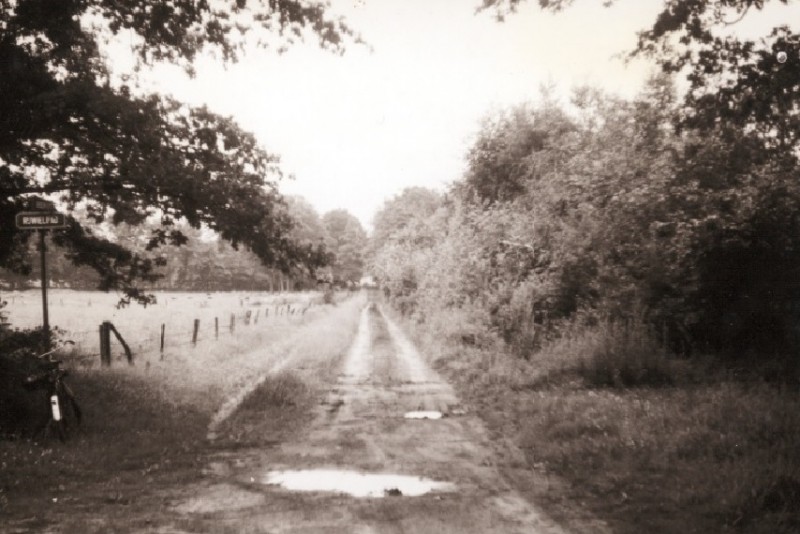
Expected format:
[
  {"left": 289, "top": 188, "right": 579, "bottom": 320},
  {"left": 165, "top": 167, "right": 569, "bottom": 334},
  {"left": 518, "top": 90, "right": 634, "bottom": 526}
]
[{"left": 262, "top": 469, "right": 455, "bottom": 498}]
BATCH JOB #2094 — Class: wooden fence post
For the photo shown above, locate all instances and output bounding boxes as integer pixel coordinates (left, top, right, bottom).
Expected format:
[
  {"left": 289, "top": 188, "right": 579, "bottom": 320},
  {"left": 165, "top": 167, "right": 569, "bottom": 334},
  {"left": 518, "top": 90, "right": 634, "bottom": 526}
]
[
  {"left": 99, "top": 322, "right": 132, "bottom": 366},
  {"left": 254, "top": 310, "right": 260, "bottom": 324},
  {"left": 107, "top": 322, "right": 133, "bottom": 365},
  {"left": 215, "top": 317, "right": 219, "bottom": 339},
  {"left": 100, "top": 321, "right": 111, "bottom": 367},
  {"left": 245, "top": 310, "right": 252, "bottom": 325},
  {"left": 230, "top": 313, "right": 235, "bottom": 333},
  {"left": 160, "top": 323, "right": 165, "bottom": 358},
  {"left": 192, "top": 319, "right": 200, "bottom": 345}
]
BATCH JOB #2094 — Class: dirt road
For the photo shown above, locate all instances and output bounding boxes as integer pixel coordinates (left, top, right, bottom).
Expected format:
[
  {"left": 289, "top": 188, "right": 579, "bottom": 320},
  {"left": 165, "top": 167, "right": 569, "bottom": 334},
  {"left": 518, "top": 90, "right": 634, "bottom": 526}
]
[{"left": 165, "top": 302, "right": 568, "bottom": 533}]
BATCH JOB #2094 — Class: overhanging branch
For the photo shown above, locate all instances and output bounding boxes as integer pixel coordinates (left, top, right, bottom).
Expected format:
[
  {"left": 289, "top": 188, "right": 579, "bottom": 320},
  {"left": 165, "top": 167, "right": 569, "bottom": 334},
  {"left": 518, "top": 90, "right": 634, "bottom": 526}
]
[
  {"left": 1, "top": 186, "right": 73, "bottom": 197},
  {"left": 1, "top": 183, "right": 123, "bottom": 198}
]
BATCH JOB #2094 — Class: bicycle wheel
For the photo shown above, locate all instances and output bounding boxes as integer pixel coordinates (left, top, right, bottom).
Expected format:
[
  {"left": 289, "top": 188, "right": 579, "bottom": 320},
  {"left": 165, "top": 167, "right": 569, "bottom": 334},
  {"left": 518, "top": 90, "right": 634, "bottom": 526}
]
[
  {"left": 53, "top": 417, "right": 67, "bottom": 442},
  {"left": 56, "top": 388, "right": 81, "bottom": 441},
  {"left": 61, "top": 382, "right": 82, "bottom": 427}
]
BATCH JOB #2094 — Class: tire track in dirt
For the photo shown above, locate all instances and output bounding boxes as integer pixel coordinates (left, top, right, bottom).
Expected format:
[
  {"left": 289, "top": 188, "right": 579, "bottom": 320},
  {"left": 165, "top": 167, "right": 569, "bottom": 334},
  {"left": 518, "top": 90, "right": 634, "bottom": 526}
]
[
  {"left": 166, "top": 301, "right": 571, "bottom": 533},
  {"left": 206, "top": 298, "right": 364, "bottom": 441}
]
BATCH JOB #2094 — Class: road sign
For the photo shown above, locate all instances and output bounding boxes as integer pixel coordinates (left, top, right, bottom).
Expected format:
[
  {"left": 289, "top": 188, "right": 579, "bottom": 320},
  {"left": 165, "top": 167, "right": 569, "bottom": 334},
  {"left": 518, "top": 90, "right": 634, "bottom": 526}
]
[
  {"left": 15, "top": 212, "right": 67, "bottom": 229},
  {"left": 13, "top": 207, "right": 66, "bottom": 342}
]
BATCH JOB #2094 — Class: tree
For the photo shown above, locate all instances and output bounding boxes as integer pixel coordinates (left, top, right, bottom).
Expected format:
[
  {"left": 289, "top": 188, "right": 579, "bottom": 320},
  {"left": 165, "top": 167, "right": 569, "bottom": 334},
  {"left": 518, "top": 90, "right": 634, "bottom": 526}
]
[
  {"left": 369, "top": 187, "right": 442, "bottom": 256},
  {"left": 0, "top": 0, "right": 351, "bottom": 305},
  {"left": 322, "top": 210, "right": 367, "bottom": 284},
  {"left": 369, "top": 81, "right": 684, "bottom": 354},
  {"left": 285, "top": 196, "right": 329, "bottom": 246},
  {"left": 463, "top": 95, "right": 578, "bottom": 206},
  {"left": 484, "top": 0, "right": 799, "bottom": 164},
  {"left": 626, "top": 1, "right": 800, "bottom": 354},
  {"left": 283, "top": 196, "right": 332, "bottom": 288},
  {"left": 476, "top": 0, "right": 800, "bottom": 355}
]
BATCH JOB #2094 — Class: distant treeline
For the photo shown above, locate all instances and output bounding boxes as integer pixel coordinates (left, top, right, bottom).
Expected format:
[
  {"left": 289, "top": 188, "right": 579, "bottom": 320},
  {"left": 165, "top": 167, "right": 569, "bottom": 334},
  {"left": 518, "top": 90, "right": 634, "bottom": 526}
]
[{"left": 1, "top": 197, "right": 367, "bottom": 294}]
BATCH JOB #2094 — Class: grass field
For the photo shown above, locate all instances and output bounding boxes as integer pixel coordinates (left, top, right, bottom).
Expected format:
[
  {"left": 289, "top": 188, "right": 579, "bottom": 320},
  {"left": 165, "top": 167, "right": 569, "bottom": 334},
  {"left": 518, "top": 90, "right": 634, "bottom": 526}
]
[
  {"left": 0, "top": 291, "right": 365, "bottom": 529},
  {"left": 2, "top": 289, "right": 321, "bottom": 363}
]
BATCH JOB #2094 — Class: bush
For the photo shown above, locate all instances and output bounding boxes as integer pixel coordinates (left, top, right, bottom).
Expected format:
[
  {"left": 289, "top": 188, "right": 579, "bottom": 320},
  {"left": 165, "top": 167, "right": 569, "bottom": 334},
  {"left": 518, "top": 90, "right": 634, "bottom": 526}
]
[
  {"left": 577, "top": 317, "right": 682, "bottom": 387},
  {"left": 530, "top": 312, "right": 683, "bottom": 388},
  {"left": 0, "top": 328, "right": 56, "bottom": 438}
]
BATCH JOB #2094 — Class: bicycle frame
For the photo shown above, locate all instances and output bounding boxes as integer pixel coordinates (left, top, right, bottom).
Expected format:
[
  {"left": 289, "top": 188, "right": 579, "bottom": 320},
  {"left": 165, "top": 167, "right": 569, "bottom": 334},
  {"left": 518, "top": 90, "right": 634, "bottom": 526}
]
[{"left": 22, "top": 342, "right": 81, "bottom": 442}]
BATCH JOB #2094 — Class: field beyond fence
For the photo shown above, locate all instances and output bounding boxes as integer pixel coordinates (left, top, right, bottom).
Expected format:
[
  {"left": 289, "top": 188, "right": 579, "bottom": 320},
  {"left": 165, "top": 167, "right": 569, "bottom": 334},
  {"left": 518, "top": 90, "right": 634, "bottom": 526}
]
[{"left": 2, "top": 289, "right": 324, "bottom": 365}]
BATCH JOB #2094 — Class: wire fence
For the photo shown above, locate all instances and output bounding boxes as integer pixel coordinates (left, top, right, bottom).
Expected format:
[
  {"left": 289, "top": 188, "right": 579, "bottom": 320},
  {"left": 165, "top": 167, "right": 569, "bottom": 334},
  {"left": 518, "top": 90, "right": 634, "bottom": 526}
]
[{"left": 60, "top": 300, "right": 316, "bottom": 365}]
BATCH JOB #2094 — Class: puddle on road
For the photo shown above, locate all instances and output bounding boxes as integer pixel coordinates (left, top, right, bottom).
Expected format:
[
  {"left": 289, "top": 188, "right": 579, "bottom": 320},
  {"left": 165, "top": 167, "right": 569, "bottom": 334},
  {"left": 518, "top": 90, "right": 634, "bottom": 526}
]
[
  {"left": 403, "top": 410, "right": 443, "bottom": 420},
  {"left": 262, "top": 469, "right": 455, "bottom": 498}
]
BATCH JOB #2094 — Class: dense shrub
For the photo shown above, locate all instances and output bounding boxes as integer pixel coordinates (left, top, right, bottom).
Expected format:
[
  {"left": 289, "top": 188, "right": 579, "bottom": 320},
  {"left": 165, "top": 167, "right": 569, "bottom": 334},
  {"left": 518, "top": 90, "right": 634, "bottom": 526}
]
[
  {"left": 576, "top": 318, "right": 682, "bottom": 388},
  {"left": 0, "top": 328, "right": 54, "bottom": 438},
  {"left": 370, "top": 79, "right": 800, "bottom": 374}
]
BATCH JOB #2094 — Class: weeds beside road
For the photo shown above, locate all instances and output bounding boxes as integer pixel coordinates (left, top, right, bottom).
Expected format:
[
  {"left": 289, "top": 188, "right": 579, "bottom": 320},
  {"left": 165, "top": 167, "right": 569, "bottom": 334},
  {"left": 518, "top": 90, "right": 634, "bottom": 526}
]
[{"left": 400, "top": 308, "right": 800, "bottom": 534}]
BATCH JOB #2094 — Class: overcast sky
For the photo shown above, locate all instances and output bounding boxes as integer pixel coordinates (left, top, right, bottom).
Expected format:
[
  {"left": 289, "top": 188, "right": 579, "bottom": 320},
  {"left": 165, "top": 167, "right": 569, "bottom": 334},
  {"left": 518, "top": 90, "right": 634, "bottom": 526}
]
[{"left": 118, "top": 0, "right": 796, "bottom": 232}]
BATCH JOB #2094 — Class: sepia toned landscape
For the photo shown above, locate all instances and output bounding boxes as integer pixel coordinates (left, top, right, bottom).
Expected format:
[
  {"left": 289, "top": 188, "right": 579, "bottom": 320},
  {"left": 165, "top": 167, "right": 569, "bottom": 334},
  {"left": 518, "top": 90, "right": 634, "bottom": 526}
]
[{"left": 2, "top": 1, "right": 800, "bottom": 533}]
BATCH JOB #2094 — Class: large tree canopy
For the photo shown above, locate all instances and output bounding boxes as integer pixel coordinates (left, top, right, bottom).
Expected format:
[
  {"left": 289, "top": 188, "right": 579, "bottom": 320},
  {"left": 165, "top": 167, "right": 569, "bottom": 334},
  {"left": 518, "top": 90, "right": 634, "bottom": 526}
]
[
  {"left": 465, "top": 0, "right": 800, "bottom": 355},
  {"left": 0, "top": 0, "right": 351, "bottom": 304},
  {"left": 483, "top": 0, "right": 799, "bottom": 162}
]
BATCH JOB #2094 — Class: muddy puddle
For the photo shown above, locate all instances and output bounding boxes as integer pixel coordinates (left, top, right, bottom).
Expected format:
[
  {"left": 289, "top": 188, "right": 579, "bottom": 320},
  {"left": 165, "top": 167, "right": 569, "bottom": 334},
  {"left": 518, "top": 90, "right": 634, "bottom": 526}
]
[{"left": 262, "top": 469, "right": 455, "bottom": 498}]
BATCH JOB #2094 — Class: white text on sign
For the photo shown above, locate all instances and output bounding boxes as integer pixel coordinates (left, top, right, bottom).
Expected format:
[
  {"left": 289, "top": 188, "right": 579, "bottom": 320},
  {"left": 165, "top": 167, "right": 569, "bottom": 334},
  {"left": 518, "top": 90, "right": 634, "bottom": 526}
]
[{"left": 23, "top": 215, "right": 61, "bottom": 225}]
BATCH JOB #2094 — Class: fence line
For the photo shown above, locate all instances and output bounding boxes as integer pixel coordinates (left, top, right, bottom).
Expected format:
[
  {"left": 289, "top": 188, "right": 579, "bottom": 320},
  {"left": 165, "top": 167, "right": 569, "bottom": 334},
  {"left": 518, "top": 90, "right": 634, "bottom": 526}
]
[{"left": 59, "top": 301, "right": 318, "bottom": 366}]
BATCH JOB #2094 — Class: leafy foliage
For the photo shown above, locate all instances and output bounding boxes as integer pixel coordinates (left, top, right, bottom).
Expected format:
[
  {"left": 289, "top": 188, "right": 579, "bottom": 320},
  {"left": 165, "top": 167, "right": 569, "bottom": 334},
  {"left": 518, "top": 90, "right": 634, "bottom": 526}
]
[
  {"left": 370, "top": 187, "right": 442, "bottom": 251},
  {"left": 322, "top": 209, "right": 367, "bottom": 284},
  {"left": 487, "top": 0, "right": 800, "bottom": 166},
  {"left": 370, "top": 1, "right": 800, "bottom": 368},
  {"left": 1, "top": 0, "right": 350, "bottom": 304},
  {"left": 1, "top": 205, "right": 332, "bottom": 291},
  {"left": 371, "top": 72, "right": 800, "bottom": 366}
]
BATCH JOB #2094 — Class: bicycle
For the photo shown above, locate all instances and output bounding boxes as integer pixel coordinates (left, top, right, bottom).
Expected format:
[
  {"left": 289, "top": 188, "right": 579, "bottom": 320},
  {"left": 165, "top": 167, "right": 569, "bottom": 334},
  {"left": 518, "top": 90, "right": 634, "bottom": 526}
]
[{"left": 22, "top": 340, "right": 82, "bottom": 442}]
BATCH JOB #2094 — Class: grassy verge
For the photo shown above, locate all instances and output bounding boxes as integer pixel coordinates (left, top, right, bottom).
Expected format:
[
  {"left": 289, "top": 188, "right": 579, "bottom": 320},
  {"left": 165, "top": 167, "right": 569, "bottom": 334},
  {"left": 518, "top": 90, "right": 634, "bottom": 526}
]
[
  {"left": 213, "top": 372, "right": 315, "bottom": 448},
  {"left": 398, "top": 306, "right": 800, "bottom": 534},
  {"left": 0, "top": 370, "right": 209, "bottom": 529},
  {"left": 215, "top": 296, "right": 364, "bottom": 447},
  {"left": 511, "top": 383, "right": 800, "bottom": 533},
  {"left": 0, "top": 294, "right": 364, "bottom": 529}
]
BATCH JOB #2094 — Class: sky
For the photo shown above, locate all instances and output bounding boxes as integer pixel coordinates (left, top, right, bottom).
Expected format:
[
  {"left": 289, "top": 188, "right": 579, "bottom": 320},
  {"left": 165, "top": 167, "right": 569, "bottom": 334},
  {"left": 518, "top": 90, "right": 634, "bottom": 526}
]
[{"left": 115, "top": 0, "right": 797, "bottom": 232}]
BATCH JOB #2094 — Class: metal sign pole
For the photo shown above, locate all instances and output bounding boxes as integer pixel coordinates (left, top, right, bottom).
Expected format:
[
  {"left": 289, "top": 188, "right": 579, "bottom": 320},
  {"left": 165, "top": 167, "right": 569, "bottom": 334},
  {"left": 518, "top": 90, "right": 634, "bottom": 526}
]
[
  {"left": 15, "top": 197, "right": 67, "bottom": 346},
  {"left": 39, "top": 229, "right": 50, "bottom": 341}
]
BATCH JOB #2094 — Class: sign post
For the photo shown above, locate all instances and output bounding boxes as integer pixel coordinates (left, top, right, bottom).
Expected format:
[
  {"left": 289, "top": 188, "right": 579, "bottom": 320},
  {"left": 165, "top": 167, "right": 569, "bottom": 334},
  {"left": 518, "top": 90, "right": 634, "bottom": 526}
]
[
  {"left": 15, "top": 198, "right": 67, "bottom": 345},
  {"left": 39, "top": 229, "right": 49, "bottom": 335}
]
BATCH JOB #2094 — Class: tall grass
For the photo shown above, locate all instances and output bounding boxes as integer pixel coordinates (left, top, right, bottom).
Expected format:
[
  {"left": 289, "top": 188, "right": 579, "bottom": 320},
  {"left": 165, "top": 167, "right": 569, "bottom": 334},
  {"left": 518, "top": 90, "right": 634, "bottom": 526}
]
[
  {"left": 53, "top": 293, "right": 359, "bottom": 415},
  {"left": 208, "top": 292, "right": 364, "bottom": 437},
  {"left": 538, "top": 316, "right": 687, "bottom": 388},
  {"left": 211, "top": 293, "right": 365, "bottom": 447},
  {"left": 393, "top": 300, "right": 800, "bottom": 533},
  {"left": 516, "top": 383, "right": 800, "bottom": 533}
]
